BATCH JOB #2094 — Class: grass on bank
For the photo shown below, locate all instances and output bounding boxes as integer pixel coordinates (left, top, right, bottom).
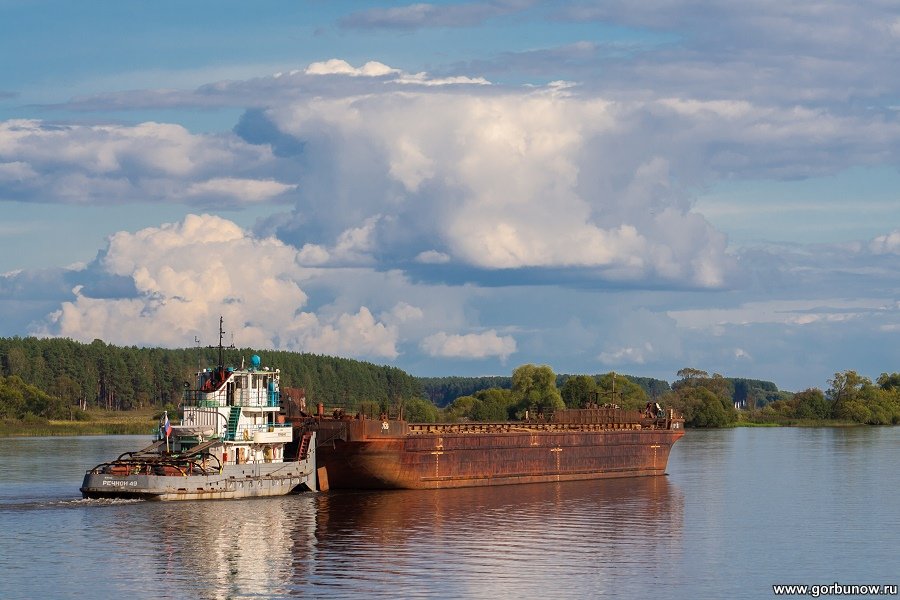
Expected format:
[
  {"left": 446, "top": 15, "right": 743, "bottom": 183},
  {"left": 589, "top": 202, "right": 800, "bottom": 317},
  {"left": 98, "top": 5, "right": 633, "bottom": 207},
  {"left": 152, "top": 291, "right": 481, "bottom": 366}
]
[
  {"left": 0, "top": 408, "right": 159, "bottom": 437},
  {"left": 733, "top": 413, "right": 860, "bottom": 427}
]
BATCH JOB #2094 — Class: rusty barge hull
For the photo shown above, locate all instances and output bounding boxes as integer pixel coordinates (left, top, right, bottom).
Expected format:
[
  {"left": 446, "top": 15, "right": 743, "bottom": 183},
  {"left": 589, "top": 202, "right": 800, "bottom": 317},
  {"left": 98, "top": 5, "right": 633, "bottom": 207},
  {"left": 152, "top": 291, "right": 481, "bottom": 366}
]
[{"left": 315, "top": 416, "right": 684, "bottom": 490}]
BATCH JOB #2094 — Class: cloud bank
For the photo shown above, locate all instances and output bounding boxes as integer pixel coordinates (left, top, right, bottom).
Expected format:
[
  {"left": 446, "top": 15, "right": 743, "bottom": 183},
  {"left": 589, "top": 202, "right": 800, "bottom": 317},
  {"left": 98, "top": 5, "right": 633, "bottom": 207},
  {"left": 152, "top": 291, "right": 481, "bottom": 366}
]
[{"left": 34, "top": 215, "right": 403, "bottom": 359}]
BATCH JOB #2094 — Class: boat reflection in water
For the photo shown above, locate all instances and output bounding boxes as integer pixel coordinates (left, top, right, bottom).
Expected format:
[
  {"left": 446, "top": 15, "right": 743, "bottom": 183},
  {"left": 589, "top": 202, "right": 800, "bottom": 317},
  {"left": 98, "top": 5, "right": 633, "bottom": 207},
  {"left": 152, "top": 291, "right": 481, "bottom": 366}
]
[
  {"left": 298, "top": 477, "right": 684, "bottom": 598},
  {"left": 84, "top": 495, "right": 316, "bottom": 599},
  {"left": 88, "top": 477, "right": 681, "bottom": 598}
]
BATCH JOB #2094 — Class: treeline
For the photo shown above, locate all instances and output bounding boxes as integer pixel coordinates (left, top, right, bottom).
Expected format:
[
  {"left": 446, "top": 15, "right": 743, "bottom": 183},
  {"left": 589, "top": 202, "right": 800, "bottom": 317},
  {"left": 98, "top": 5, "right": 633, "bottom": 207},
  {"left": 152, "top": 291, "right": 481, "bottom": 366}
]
[
  {"left": 0, "top": 336, "right": 422, "bottom": 420},
  {"left": 419, "top": 372, "right": 775, "bottom": 408},
  {"left": 666, "top": 368, "right": 900, "bottom": 427},
  {"left": 0, "top": 374, "right": 80, "bottom": 421},
  {"left": 754, "top": 371, "right": 900, "bottom": 426},
  {"left": 419, "top": 373, "right": 673, "bottom": 406},
  {"left": 438, "top": 365, "right": 900, "bottom": 428},
  {"left": 441, "top": 366, "right": 679, "bottom": 423},
  {"left": 3, "top": 334, "right": 896, "bottom": 429}
]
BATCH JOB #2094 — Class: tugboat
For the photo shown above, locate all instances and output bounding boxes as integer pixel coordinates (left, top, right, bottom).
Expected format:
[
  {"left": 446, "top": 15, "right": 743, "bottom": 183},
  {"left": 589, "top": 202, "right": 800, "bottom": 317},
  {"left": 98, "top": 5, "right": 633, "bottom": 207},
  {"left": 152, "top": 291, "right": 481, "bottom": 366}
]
[{"left": 81, "top": 318, "right": 318, "bottom": 500}]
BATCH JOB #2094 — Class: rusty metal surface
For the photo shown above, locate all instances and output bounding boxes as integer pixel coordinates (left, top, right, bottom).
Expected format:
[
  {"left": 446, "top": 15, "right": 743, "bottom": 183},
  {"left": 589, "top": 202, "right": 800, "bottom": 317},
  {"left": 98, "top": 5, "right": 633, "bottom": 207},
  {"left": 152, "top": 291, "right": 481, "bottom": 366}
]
[{"left": 312, "top": 410, "right": 685, "bottom": 490}]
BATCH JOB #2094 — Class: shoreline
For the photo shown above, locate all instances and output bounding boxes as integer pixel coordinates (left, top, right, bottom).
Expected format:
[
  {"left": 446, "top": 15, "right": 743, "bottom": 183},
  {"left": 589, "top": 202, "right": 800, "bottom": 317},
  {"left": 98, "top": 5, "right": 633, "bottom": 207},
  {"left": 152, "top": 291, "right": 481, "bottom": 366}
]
[{"left": 1, "top": 409, "right": 158, "bottom": 437}]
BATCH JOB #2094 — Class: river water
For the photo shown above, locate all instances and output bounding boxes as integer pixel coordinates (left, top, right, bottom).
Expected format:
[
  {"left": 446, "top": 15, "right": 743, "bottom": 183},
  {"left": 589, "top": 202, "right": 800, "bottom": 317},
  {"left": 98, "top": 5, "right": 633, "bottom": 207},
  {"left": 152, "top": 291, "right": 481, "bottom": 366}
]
[{"left": 1, "top": 428, "right": 897, "bottom": 599}]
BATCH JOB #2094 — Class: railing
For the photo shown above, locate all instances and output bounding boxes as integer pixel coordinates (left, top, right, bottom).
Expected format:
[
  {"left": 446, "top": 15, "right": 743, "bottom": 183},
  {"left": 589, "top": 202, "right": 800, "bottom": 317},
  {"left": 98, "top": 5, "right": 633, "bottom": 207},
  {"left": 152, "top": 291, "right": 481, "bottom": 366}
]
[
  {"left": 406, "top": 421, "right": 646, "bottom": 435},
  {"left": 183, "top": 389, "right": 281, "bottom": 408}
]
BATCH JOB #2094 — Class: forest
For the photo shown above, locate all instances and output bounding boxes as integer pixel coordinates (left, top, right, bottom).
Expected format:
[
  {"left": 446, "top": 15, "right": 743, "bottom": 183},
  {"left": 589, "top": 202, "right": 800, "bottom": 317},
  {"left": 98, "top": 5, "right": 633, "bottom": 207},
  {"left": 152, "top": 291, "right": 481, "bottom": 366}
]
[
  {"left": 1, "top": 336, "right": 898, "bottom": 428},
  {"left": 0, "top": 336, "right": 421, "bottom": 420}
]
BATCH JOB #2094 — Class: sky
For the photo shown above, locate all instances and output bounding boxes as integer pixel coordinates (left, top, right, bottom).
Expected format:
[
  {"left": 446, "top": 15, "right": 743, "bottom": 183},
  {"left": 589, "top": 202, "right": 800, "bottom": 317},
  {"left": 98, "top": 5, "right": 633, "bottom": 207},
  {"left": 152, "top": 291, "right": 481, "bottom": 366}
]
[{"left": 2, "top": 0, "right": 900, "bottom": 392}]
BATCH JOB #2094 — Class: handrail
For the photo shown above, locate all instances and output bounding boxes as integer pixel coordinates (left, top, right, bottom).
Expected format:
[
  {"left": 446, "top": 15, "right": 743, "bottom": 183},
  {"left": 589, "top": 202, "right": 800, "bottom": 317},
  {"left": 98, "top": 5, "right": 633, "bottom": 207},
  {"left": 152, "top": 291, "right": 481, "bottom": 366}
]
[{"left": 183, "top": 388, "right": 281, "bottom": 408}]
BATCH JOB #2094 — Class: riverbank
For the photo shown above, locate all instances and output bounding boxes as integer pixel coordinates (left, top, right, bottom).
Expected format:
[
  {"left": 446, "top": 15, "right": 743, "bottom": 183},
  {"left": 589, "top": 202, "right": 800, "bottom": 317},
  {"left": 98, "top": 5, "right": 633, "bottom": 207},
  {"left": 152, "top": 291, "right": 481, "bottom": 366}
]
[
  {"left": 0, "top": 409, "right": 157, "bottom": 437},
  {"left": 734, "top": 414, "right": 860, "bottom": 427}
]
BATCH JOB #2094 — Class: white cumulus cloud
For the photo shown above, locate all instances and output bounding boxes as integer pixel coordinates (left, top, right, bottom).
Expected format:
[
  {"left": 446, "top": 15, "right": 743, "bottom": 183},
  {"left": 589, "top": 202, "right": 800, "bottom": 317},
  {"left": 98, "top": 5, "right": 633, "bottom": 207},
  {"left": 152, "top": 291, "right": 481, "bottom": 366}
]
[
  {"left": 304, "top": 59, "right": 398, "bottom": 77},
  {"left": 870, "top": 229, "right": 900, "bottom": 254},
  {"left": 0, "top": 119, "right": 292, "bottom": 207},
  {"left": 35, "top": 214, "right": 400, "bottom": 359},
  {"left": 421, "top": 330, "right": 517, "bottom": 360},
  {"left": 598, "top": 343, "right": 654, "bottom": 365},
  {"left": 184, "top": 177, "right": 296, "bottom": 203},
  {"left": 265, "top": 84, "right": 737, "bottom": 287}
]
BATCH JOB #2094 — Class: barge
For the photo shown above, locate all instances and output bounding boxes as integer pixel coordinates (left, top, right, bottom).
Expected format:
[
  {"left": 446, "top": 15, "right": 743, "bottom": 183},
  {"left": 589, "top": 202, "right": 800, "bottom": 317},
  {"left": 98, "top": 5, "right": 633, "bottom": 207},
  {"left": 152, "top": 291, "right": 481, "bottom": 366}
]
[{"left": 309, "top": 404, "right": 684, "bottom": 490}]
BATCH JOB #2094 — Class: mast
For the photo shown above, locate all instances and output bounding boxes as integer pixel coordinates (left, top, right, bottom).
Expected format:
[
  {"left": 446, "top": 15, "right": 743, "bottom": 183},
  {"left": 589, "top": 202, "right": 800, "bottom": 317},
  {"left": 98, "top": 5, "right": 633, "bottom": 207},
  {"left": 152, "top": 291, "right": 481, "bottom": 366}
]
[{"left": 218, "top": 316, "right": 225, "bottom": 369}]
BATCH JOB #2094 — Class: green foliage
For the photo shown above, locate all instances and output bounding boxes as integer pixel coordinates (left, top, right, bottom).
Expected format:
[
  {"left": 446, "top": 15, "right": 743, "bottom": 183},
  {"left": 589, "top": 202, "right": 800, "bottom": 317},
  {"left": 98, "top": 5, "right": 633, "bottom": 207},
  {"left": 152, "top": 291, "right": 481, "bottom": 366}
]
[
  {"left": 826, "top": 370, "right": 900, "bottom": 425},
  {"left": 445, "top": 395, "right": 476, "bottom": 421},
  {"left": 877, "top": 372, "right": 900, "bottom": 391},
  {"left": 732, "top": 378, "right": 781, "bottom": 408},
  {"left": 595, "top": 372, "right": 648, "bottom": 410},
  {"left": 511, "top": 364, "right": 565, "bottom": 416},
  {"left": 441, "top": 385, "right": 534, "bottom": 422},
  {"left": 689, "top": 388, "right": 730, "bottom": 427},
  {"left": 0, "top": 374, "right": 76, "bottom": 420},
  {"left": 667, "top": 367, "right": 738, "bottom": 427},
  {"left": 792, "top": 388, "right": 831, "bottom": 420},
  {"left": 402, "top": 397, "right": 441, "bottom": 423},
  {"left": 0, "top": 336, "right": 425, "bottom": 416},
  {"left": 626, "top": 376, "right": 672, "bottom": 399},
  {"left": 560, "top": 375, "right": 597, "bottom": 408},
  {"left": 423, "top": 373, "right": 671, "bottom": 407},
  {"left": 357, "top": 400, "right": 382, "bottom": 419},
  {"left": 419, "top": 376, "right": 512, "bottom": 407},
  {"left": 443, "top": 366, "right": 561, "bottom": 422},
  {"left": 470, "top": 388, "right": 516, "bottom": 421}
]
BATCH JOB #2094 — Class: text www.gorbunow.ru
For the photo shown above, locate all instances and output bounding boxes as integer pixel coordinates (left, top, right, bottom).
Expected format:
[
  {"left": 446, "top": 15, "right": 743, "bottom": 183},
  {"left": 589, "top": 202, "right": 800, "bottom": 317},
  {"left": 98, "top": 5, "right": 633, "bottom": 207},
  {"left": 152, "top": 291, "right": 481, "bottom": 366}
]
[{"left": 773, "top": 582, "right": 898, "bottom": 597}]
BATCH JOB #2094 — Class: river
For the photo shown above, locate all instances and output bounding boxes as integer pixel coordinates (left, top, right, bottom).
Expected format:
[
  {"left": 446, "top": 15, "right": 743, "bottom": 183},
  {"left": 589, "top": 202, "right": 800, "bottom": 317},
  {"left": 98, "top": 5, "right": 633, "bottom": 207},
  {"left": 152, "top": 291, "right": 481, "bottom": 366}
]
[{"left": 0, "top": 427, "right": 897, "bottom": 599}]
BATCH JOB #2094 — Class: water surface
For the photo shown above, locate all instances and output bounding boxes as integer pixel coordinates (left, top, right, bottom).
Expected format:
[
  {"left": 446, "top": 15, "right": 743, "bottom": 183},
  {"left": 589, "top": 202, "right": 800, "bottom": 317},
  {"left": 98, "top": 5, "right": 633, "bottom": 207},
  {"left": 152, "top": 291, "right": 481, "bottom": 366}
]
[{"left": 1, "top": 428, "right": 897, "bottom": 599}]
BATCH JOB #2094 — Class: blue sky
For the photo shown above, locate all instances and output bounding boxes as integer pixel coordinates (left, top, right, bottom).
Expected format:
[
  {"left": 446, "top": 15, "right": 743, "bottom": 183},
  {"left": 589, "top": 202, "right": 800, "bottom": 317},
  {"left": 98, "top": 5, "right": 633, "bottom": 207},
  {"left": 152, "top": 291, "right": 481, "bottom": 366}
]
[{"left": 2, "top": 0, "right": 900, "bottom": 392}]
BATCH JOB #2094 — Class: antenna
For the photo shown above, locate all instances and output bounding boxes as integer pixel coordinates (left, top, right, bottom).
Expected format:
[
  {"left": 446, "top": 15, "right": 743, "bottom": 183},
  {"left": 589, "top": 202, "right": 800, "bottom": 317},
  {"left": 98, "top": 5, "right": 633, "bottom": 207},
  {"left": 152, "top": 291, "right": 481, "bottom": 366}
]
[{"left": 218, "top": 316, "right": 225, "bottom": 369}]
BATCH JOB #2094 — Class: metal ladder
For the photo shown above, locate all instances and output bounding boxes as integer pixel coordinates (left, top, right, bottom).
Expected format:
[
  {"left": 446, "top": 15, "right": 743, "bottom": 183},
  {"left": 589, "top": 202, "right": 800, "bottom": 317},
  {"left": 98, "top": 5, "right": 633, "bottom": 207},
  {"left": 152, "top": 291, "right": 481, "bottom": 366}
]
[
  {"left": 297, "top": 431, "right": 313, "bottom": 460},
  {"left": 225, "top": 406, "right": 241, "bottom": 441}
]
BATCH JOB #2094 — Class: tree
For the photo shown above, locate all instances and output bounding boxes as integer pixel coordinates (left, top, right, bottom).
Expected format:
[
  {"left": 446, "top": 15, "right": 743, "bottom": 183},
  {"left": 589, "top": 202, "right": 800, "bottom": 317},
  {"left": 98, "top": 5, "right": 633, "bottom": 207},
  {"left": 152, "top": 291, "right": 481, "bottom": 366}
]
[
  {"left": 445, "top": 395, "right": 476, "bottom": 421},
  {"left": 49, "top": 374, "right": 82, "bottom": 407},
  {"left": 676, "top": 367, "right": 708, "bottom": 381},
  {"left": 826, "top": 370, "right": 900, "bottom": 424},
  {"left": 402, "top": 397, "right": 440, "bottom": 423},
  {"left": 560, "top": 375, "right": 597, "bottom": 408},
  {"left": 691, "top": 388, "right": 730, "bottom": 427},
  {"left": 827, "top": 370, "right": 871, "bottom": 421},
  {"left": 470, "top": 388, "right": 515, "bottom": 421},
  {"left": 669, "top": 368, "right": 737, "bottom": 427},
  {"left": 511, "top": 364, "right": 564, "bottom": 416},
  {"left": 596, "top": 372, "right": 647, "bottom": 410},
  {"left": 0, "top": 375, "right": 26, "bottom": 418},
  {"left": 877, "top": 372, "right": 900, "bottom": 391},
  {"left": 792, "top": 388, "right": 830, "bottom": 420}
]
